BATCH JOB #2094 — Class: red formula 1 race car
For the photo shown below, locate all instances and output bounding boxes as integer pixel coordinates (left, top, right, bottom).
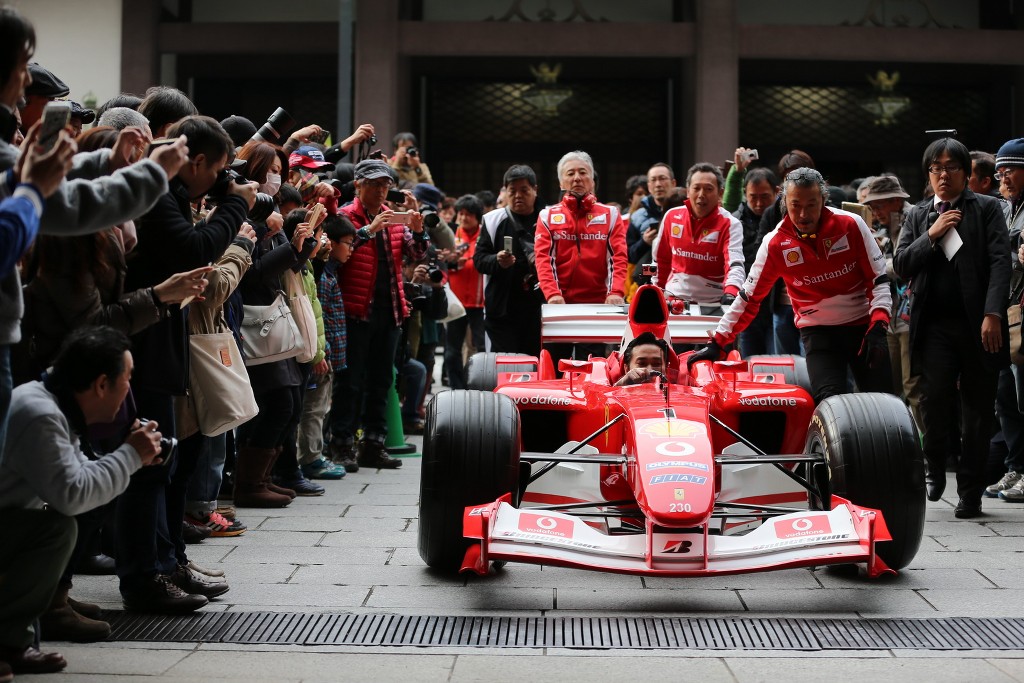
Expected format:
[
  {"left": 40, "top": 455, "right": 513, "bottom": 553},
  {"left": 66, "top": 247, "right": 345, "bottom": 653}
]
[{"left": 418, "top": 285, "right": 926, "bottom": 579}]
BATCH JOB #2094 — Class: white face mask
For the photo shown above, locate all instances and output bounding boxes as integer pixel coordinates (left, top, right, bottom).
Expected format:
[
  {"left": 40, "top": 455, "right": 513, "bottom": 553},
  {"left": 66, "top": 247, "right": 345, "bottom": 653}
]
[{"left": 260, "top": 173, "right": 282, "bottom": 196}]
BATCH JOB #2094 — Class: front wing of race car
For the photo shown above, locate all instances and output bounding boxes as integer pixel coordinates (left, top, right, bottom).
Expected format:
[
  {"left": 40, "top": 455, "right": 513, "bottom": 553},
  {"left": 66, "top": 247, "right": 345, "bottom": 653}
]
[{"left": 461, "top": 495, "right": 895, "bottom": 579}]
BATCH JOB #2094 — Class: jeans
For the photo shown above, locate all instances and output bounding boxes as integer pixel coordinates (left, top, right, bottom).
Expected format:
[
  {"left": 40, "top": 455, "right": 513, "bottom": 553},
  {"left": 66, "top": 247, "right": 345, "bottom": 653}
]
[
  {"left": 400, "top": 358, "right": 427, "bottom": 421},
  {"left": 116, "top": 387, "right": 176, "bottom": 589},
  {"left": 167, "top": 430, "right": 207, "bottom": 565},
  {"left": 737, "top": 304, "right": 775, "bottom": 357},
  {"left": 185, "top": 432, "right": 226, "bottom": 515},
  {"left": 329, "top": 306, "right": 401, "bottom": 444},
  {"left": 444, "top": 308, "right": 485, "bottom": 390},
  {"left": 996, "top": 366, "right": 1024, "bottom": 473},
  {"left": 773, "top": 305, "right": 804, "bottom": 356}
]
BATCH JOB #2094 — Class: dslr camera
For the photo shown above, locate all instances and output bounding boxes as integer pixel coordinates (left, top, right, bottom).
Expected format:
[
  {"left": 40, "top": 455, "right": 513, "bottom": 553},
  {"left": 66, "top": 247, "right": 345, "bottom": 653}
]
[
  {"left": 136, "top": 418, "right": 178, "bottom": 463},
  {"left": 251, "top": 107, "right": 295, "bottom": 144},
  {"left": 405, "top": 146, "right": 419, "bottom": 157},
  {"left": 208, "top": 167, "right": 276, "bottom": 222}
]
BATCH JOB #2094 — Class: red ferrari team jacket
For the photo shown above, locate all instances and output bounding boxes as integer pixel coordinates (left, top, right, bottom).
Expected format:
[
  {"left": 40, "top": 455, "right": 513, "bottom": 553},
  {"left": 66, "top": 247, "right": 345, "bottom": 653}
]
[
  {"left": 714, "top": 207, "right": 892, "bottom": 346},
  {"left": 654, "top": 201, "right": 745, "bottom": 305},
  {"left": 534, "top": 198, "right": 628, "bottom": 303},
  {"left": 448, "top": 225, "right": 484, "bottom": 309}
]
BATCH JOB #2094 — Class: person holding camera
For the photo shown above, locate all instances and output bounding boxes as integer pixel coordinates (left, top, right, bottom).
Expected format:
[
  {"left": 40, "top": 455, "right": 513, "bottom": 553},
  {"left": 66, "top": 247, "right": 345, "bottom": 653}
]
[
  {"left": 442, "top": 194, "right": 486, "bottom": 390},
  {"left": 118, "top": 114, "right": 256, "bottom": 613},
  {"left": 390, "top": 132, "right": 434, "bottom": 186},
  {"left": 327, "top": 159, "right": 428, "bottom": 471},
  {"left": 475, "top": 164, "right": 544, "bottom": 356},
  {"left": 0, "top": 326, "right": 168, "bottom": 676}
]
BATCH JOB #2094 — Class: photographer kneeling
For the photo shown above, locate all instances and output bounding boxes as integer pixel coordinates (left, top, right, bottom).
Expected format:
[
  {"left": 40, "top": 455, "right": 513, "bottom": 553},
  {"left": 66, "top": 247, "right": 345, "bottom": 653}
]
[{"left": 0, "top": 327, "right": 164, "bottom": 676}]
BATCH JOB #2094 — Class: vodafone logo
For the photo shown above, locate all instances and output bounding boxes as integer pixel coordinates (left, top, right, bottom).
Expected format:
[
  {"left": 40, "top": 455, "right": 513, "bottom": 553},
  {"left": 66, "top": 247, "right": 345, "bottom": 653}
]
[
  {"left": 518, "top": 513, "right": 573, "bottom": 538},
  {"left": 774, "top": 514, "right": 832, "bottom": 539}
]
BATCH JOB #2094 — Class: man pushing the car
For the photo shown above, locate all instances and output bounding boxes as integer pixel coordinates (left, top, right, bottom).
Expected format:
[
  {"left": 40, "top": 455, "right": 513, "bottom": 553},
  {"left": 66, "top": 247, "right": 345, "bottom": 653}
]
[{"left": 688, "top": 167, "right": 894, "bottom": 403}]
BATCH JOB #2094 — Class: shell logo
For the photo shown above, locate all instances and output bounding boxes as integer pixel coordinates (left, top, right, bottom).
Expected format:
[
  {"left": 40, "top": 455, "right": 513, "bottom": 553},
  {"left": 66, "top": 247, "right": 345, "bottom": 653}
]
[
  {"left": 670, "top": 223, "right": 683, "bottom": 238},
  {"left": 786, "top": 250, "right": 800, "bottom": 263},
  {"left": 638, "top": 420, "right": 703, "bottom": 438}
]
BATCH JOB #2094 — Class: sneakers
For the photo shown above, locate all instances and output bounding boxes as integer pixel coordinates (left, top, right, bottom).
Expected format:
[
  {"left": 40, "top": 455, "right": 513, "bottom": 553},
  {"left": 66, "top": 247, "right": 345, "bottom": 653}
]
[
  {"left": 985, "top": 471, "right": 1021, "bottom": 498},
  {"left": 328, "top": 440, "right": 359, "bottom": 473},
  {"left": 215, "top": 504, "right": 236, "bottom": 520},
  {"left": 301, "top": 456, "right": 347, "bottom": 480},
  {"left": 122, "top": 574, "right": 208, "bottom": 614},
  {"left": 275, "top": 470, "right": 325, "bottom": 496},
  {"left": 186, "top": 511, "right": 246, "bottom": 537},
  {"left": 999, "top": 476, "right": 1024, "bottom": 503},
  {"left": 168, "top": 564, "right": 230, "bottom": 599},
  {"left": 357, "top": 439, "right": 403, "bottom": 469}
]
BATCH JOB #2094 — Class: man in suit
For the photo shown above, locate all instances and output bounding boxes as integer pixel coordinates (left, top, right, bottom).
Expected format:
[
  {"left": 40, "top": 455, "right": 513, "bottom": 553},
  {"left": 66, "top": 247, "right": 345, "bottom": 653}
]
[{"left": 893, "top": 137, "right": 1011, "bottom": 519}]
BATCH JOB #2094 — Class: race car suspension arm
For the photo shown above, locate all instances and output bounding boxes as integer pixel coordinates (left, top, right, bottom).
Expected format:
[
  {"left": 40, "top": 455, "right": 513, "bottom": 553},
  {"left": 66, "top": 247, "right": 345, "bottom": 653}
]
[
  {"left": 524, "top": 499, "right": 638, "bottom": 514},
  {"left": 526, "top": 414, "right": 627, "bottom": 485},
  {"left": 709, "top": 414, "right": 825, "bottom": 499}
]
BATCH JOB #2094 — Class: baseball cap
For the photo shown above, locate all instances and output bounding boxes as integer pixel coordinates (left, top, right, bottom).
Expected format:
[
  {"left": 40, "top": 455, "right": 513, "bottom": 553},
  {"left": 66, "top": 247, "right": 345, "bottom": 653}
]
[{"left": 289, "top": 145, "right": 332, "bottom": 170}]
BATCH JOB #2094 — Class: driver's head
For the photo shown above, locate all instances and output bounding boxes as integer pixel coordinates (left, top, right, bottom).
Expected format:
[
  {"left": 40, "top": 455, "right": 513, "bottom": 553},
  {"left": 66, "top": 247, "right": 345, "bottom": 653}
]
[{"left": 622, "top": 332, "right": 669, "bottom": 373}]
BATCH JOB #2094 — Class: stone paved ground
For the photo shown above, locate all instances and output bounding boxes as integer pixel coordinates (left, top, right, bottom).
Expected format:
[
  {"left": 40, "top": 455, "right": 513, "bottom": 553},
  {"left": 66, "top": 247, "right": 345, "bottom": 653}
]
[{"left": 25, "top": 439, "right": 1024, "bottom": 682}]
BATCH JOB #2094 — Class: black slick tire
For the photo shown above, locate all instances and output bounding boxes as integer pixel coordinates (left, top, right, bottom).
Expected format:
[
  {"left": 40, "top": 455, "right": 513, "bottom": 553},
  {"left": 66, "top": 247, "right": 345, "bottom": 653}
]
[
  {"left": 464, "top": 352, "right": 537, "bottom": 391},
  {"left": 747, "top": 354, "right": 812, "bottom": 395}
]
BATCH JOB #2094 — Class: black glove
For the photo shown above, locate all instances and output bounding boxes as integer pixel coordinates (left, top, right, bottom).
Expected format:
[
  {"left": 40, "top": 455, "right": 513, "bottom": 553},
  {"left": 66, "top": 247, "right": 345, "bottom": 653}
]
[
  {"left": 858, "top": 321, "right": 888, "bottom": 370},
  {"left": 686, "top": 341, "right": 723, "bottom": 369},
  {"left": 721, "top": 293, "right": 736, "bottom": 306}
]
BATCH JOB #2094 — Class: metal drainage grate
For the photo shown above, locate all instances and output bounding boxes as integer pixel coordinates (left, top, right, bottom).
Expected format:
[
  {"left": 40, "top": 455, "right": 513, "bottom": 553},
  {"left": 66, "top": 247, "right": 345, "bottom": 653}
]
[{"left": 104, "top": 612, "right": 1024, "bottom": 650}]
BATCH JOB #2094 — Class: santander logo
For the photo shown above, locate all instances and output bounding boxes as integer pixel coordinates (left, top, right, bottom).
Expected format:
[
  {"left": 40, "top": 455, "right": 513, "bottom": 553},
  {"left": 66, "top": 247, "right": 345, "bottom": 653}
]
[
  {"left": 773, "top": 514, "right": 832, "bottom": 539},
  {"left": 518, "top": 513, "right": 573, "bottom": 538}
]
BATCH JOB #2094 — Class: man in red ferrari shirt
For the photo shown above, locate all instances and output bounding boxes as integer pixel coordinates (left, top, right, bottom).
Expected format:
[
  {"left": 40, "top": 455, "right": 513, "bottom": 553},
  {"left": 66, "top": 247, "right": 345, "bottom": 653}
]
[
  {"left": 655, "top": 162, "right": 745, "bottom": 312},
  {"left": 689, "top": 168, "right": 893, "bottom": 403},
  {"left": 535, "top": 150, "right": 628, "bottom": 306}
]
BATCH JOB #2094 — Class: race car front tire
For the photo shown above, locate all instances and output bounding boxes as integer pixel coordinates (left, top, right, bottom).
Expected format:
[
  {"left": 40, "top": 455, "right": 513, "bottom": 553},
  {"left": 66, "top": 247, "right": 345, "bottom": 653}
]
[
  {"left": 464, "top": 352, "right": 538, "bottom": 391},
  {"left": 418, "top": 390, "right": 522, "bottom": 571},
  {"left": 805, "top": 392, "right": 925, "bottom": 571}
]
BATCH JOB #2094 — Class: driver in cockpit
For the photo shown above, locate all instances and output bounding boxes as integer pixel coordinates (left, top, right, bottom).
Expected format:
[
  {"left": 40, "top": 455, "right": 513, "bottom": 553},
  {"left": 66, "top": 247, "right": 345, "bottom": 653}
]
[{"left": 615, "top": 332, "right": 671, "bottom": 386}]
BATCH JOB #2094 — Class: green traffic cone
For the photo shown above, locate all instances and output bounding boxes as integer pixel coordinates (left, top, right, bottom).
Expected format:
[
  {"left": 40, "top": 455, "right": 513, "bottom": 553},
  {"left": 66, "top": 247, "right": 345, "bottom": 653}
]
[{"left": 385, "top": 379, "right": 418, "bottom": 456}]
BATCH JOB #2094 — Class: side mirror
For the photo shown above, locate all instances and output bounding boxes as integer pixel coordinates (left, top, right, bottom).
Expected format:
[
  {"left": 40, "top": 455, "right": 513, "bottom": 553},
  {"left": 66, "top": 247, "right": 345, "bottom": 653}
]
[{"left": 558, "top": 359, "right": 593, "bottom": 374}]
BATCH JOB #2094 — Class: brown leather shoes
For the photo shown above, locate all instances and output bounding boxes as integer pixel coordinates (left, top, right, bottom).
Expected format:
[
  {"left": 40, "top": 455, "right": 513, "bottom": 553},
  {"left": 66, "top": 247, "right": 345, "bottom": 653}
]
[{"left": 0, "top": 645, "right": 67, "bottom": 674}]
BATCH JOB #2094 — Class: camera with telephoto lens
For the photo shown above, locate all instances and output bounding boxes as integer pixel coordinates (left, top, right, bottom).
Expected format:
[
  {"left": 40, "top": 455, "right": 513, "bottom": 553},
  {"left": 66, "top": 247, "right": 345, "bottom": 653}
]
[
  {"left": 208, "top": 168, "right": 275, "bottom": 222},
  {"left": 136, "top": 418, "right": 177, "bottom": 461},
  {"left": 250, "top": 107, "right": 295, "bottom": 144},
  {"left": 426, "top": 257, "right": 444, "bottom": 283}
]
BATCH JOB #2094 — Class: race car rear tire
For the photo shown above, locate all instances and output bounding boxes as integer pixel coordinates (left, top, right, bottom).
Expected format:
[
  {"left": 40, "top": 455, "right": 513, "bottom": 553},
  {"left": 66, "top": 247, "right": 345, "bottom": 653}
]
[
  {"left": 418, "top": 390, "right": 521, "bottom": 571},
  {"left": 805, "top": 392, "right": 925, "bottom": 571},
  {"left": 464, "top": 352, "right": 537, "bottom": 391},
  {"left": 747, "top": 355, "right": 812, "bottom": 396}
]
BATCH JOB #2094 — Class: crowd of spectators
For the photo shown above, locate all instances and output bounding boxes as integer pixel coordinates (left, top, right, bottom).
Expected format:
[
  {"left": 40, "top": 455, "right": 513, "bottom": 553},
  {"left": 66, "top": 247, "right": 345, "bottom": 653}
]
[{"left": 2, "top": 5, "right": 1024, "bottom": 679}]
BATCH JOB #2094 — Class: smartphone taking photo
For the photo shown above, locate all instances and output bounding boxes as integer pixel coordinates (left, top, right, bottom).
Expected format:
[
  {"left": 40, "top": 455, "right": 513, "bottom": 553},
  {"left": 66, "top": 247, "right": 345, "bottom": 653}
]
[{"left": 37, "top": 101, "right": 72, "bottom": 152}]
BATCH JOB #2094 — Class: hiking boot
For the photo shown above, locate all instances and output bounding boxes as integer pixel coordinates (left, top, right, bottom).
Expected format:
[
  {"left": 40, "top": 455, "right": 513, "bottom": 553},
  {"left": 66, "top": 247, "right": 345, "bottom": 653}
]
[
  {"left": 357, "top": 439, "right": 403, "bottom": 469},
  {"left": 121, "top": 575, "right": 208, "bottom": 614},
  {"left": 234, "top": 446, "right": 291, "bottom": 508},
  {"left": 39, "top": 584, "right": 110, "bottom": 643},
  {"left": 986, "top": 471, "right": 1022, "bottom": 498},
  {"left": 328, "top": 440, "right": 359, "bottom": 473},
  {"left": 998, "top": 476, "right": 1024, "bottom": 503}
]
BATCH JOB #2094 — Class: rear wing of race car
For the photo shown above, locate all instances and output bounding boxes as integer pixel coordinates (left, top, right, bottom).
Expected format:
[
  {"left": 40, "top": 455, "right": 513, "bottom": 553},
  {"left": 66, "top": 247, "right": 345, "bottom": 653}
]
[{"left": 540, "top": 303, "right": 721, "bottom": 346}]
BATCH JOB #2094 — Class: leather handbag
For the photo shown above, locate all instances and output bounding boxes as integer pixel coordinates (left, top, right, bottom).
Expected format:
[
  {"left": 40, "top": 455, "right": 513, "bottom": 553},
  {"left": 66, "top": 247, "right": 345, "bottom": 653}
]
[
  {"left": 1008, "top": 303, "right": 1024, "bottom": 366},
  {"left": 188, "top": 331, "right": 260, "bottom": 436},
  {"left": 283, "top": 269, "right": 318, "bottom": 364},
  {"left": 240, "top": 292, "right": 305, "bottom": 366}
]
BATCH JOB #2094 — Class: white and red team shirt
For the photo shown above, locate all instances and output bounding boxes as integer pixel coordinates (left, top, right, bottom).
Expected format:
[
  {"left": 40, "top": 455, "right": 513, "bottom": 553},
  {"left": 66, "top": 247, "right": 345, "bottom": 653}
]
[
  {"left": 713, "top": 207, "right": 891, "bottom": 347},
  {"left": 654, "top": 202, "right": 745, "bottom": 305},
  {"left": 535, "top": 198, "right": 628, "bottom": 304}
]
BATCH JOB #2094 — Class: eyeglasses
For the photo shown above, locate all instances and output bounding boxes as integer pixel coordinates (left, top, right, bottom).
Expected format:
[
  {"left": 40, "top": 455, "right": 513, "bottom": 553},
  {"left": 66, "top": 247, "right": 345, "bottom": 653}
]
[
  {"left": 995, "top": 168, "right": 1020, "bottom": 181},
  {"left": 928, "top": 164, "right": 963, "bottom": 175},
  {"left": 338, "top": 240, "right": 355, "bottom": 248},
  {"left": 648, "top": 175, "right": 672, "bottom": 183},
  {"left": 361, "top": 178, "right": 393, "bottom": 189}
]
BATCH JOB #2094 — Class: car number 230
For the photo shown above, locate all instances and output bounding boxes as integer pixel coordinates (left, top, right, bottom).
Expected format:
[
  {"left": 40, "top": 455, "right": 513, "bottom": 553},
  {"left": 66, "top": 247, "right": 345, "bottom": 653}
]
[{"left": 668, "top": 503, "right": 692, "bottom": 513}]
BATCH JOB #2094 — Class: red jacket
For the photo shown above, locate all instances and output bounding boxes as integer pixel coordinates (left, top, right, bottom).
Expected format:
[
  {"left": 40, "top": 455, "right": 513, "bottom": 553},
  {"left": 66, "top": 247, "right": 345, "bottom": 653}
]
[
  {"left": 655, "top": 202, "right": 745, "bottom": 305},
  {"left": 338, "top": 198, "right": 428, "bottom": 323},
  {"left": 448, "top": 225, "right": 484, "bottom": 309},
  {"left": 535, "top": 197, "right": 627, "bottom": 303},
  {"left": 714, "top": 208, "right": 891, "bottom": 346}
]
